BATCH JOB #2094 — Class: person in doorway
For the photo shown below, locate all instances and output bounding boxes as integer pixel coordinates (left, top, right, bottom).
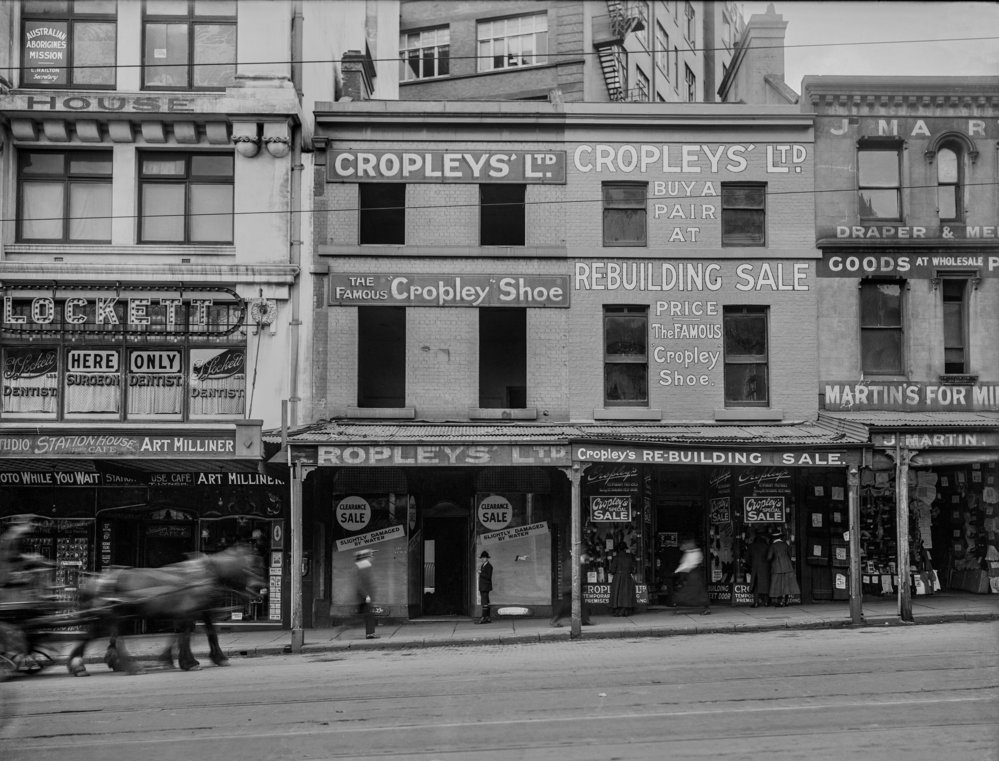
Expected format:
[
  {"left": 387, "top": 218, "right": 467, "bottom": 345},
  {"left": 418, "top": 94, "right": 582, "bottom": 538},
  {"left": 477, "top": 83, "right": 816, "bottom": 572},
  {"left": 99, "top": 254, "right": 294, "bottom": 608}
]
[
  {"left": 767, "top": 529, "right": 800, "bottom": 607},
  {"left": 475, "top": 550, "right": 493, "bottom": 624},
  {"left": 354, "top": 548, "right": 378, "bottom": 639},
  {"left": 608, "top": 543, "right": 637, "bottom": 617},
  {"left": 747, "top": 528, "right": 772, "bottom": 608},
  {"left": 672, "top": 535, "right": 710, "bottom": 615}
]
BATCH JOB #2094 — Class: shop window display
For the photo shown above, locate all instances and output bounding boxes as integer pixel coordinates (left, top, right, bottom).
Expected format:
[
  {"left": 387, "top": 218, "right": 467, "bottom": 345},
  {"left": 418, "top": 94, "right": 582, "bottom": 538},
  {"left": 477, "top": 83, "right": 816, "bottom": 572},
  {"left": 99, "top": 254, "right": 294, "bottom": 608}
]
[
  {"left": 859, "top": 461, "right": 999, "bottom": 596},
  {"left": 199, "top": 518, "right": 272, "bottom": 621}
]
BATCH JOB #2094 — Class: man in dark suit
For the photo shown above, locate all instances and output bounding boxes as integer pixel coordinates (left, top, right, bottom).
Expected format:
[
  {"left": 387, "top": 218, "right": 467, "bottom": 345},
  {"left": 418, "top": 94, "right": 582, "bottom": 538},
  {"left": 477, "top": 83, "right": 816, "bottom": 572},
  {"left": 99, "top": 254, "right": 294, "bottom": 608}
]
[{"left": 475, "top": 550, "right": 493, "bottom": 624}]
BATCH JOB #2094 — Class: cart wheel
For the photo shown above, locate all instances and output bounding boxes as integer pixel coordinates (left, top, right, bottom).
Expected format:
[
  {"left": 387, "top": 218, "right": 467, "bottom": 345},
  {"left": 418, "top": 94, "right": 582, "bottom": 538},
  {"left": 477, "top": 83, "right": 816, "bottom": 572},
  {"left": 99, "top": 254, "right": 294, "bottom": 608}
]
[{"left": 28, "top": 649, "right": 55, "bottom": 673}]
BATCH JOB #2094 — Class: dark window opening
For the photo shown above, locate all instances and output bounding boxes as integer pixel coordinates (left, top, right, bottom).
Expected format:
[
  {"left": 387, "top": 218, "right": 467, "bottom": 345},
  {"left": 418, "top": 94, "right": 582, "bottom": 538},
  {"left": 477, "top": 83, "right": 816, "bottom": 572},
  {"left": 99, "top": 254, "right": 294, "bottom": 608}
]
[
  {"left": 942, "top": 278, "right": 968, "bottom": 374},
  {"left": 604, "top": 306, "right": 648, "bottom": 405},
  {"left": 860, "top": 281, "right": 903, "bottom": 375},
  {"left": 357, "top": 306, "right": 406, "bottom": 408},
  {"left": 480, "top": 184, "right": 525, "bottom": 246},
  {"left": 359, "top": 184, "right": 405, "bottom": 245},
  {"left": 723, "top": 306, "right": 769, "bottom": 405},
  {"left": 479, "top": 308, "right": 526, "bottom": 408}
]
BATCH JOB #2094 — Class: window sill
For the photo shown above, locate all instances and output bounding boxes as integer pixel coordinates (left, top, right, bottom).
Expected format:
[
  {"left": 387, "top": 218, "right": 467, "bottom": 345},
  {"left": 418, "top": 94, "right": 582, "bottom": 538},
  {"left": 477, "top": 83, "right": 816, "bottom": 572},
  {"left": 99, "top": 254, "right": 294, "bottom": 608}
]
[
  {"left": 593, "top": 408, "right": 662, "bottom": 420},
  {"left": 468, "top": 407, "right": 538, "bottom": 421},
  {"left": 5, "top": 243, "right": 236, "bottom": 257},
  {"left": 345, "top": 406, "right": 416, "bottom": 419},
  {"left": 713, "top": 408, "right": 784, "bottom": 422}
]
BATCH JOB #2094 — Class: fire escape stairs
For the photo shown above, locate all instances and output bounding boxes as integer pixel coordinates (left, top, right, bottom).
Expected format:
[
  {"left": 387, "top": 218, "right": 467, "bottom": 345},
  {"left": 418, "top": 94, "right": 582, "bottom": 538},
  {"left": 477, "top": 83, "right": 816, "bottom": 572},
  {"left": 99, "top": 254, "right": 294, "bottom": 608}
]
[{"left": 594, "top": 1, "right": 647, "bottom": 102}]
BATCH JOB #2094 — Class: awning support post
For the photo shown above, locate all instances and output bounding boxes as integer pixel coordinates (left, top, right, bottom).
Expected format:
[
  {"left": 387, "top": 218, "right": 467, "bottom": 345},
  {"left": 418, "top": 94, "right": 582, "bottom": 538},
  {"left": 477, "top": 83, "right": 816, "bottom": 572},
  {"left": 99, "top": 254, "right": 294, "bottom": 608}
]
[{"left": 847, "top": 462, "right": 863, "bottom": 625}]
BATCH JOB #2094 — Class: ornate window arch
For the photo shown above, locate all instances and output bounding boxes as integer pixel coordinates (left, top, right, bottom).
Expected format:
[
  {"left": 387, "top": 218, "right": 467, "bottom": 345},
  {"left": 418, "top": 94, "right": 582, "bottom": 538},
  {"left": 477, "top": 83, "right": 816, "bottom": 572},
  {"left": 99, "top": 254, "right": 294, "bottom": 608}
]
[{"left": 925, "top": 132, "right": 976, "bottom": 222}]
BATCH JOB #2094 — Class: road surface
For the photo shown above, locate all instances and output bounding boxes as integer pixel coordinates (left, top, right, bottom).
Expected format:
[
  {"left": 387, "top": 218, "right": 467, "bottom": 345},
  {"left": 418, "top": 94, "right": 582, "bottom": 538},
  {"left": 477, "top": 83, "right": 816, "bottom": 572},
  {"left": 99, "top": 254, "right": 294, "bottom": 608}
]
[{"left": 2, "top": 621, "right": 996, "bottom": 760}]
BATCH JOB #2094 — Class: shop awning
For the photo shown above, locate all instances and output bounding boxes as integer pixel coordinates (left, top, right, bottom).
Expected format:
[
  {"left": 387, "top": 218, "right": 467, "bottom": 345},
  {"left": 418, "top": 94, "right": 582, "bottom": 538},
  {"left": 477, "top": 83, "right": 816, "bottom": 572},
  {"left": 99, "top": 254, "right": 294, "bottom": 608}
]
[{"left": 266, "top": 420, "right": 866, "bottom": 469}]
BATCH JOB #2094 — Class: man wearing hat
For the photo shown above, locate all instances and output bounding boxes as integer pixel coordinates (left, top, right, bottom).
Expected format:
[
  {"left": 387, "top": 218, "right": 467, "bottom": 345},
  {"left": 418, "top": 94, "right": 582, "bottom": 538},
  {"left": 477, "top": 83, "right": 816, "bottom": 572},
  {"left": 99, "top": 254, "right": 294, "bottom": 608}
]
[
  {"left": 354, "top": 548, "right": 378, "bottom": 639},
  {"left": 475, "top": 550, "right": 493, "bottom": 624}
]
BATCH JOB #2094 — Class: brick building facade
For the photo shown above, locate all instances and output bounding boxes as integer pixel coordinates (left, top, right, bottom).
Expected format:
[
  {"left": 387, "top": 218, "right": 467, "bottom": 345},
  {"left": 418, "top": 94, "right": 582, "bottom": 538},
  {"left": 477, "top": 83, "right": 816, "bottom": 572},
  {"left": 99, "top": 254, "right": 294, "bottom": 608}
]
[
  {"left": 286, "top": 96, "right": 860, "bottom": 627},
  {"left": 804, "top": 76, "right": 999, "bottom": 611}
]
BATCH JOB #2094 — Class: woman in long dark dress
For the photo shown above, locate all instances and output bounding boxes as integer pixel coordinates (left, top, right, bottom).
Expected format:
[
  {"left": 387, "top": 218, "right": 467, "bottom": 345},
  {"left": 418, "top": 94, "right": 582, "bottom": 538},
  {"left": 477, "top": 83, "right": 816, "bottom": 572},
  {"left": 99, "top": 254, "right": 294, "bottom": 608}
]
[
  {"left": 767, "top": 529, "right": 800, "bottom": 607},
  {"left": 672, "top": 536, "right": 710, "bottom": 615},
  {"left": 747, "top": 529, "right": 772, "bottom": 607},
  {"left": 608, "top": 544, "right": 636, "bottom": 617}
]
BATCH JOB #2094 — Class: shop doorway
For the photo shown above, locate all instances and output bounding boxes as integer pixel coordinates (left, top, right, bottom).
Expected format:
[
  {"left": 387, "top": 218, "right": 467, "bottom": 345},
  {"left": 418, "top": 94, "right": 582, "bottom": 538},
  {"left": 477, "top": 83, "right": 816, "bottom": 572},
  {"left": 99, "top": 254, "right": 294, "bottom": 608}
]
[{"left": 422, "top": 510, "right": 469, "bottom": 616}]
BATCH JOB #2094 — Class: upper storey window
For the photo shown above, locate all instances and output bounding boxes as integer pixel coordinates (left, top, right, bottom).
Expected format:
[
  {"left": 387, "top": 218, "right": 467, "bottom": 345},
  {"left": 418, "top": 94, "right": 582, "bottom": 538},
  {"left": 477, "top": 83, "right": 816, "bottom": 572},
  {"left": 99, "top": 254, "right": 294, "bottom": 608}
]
[
  {"left": 21, "top": 0, "right": 117, "bottom": 88},
  {"left": 858, "top": 145, "right": 901, "bottom": 220},
  {"left": 400, "top": 26, "right": 450, "bottom": 81},
  {"left": 936, "top": 145, "right": 963, "bottom": 221},
  {"left": 139, "top": 152, "right": 234, "bottom": 243},
  {"left": 477, "top": 13, "right": 548, "bottom": 72},
  {"left": 143, "top": 0, "right": 236, "bottom": 91}
]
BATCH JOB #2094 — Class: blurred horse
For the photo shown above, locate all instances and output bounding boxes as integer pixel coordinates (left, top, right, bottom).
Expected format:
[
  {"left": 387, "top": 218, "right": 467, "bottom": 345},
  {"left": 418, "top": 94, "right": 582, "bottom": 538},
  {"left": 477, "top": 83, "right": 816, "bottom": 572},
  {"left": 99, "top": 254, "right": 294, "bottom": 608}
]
[{"left": 66, "top": 544, "right": 266, "bottom": 676}]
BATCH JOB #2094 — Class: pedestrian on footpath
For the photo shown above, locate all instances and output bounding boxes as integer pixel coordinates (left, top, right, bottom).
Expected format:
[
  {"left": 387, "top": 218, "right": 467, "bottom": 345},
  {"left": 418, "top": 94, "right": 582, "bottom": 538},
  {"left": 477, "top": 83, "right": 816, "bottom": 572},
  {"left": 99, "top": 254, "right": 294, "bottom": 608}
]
[
  {"left": 672, "top": 535, "right": 710, "bottom": 615},
  {"left": 475, "top": 550, "right": 493, "bottom": 624},
  {"left": 354, "top": 548, "right": 378, "bottom": 639},
  {"left": 747, "top": 528, "right": 772, "bottom": 608},
  {"left": 767, "top": 529, "right": 800, "bottom": 607},
  {"left": 608, "top": 543, "right": 637, "bottom": 617}
]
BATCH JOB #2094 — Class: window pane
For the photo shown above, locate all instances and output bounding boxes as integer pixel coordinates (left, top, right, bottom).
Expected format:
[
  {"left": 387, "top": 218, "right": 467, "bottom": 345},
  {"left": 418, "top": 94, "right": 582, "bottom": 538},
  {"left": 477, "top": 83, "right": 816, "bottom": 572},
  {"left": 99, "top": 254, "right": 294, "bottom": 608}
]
[
  {"left": 861, "top": 330, "right": 902, "bottom": 374},
  {"left": 25, "top": 1, "right": 70, "bottom": 13},
  {"left": 724, "top": 314, "right": 767, "bottom": 357},
  {"left": 189, "top": 183, "right": 233, "bottom": 242},
  {"left": 74, "top": 0, "right": 117, "bottom": 13},
  {"left": 938, "top": 187, "right": 957, "bottom": 219},
  {"left": 73, "top": 22, "right": 116, "bottom": 86},
  {"left": 438, "top": 45, "right": 449, "bottom": 75},
  {"left": 603, "top": 185, "right": 645, "bottom": 205},
  {"left": 146, "top": 1, "right": 187, "bottom": 15},
  {"left": 603, "top": 209, "right": 647, "bottom": 245},
  {"left": 193, "top": 23, "right": 236, "bottom": 87},
  {"left": 937, "top": 148, "right": 958, "bottom": 183},
  {"left": 144, "top": 23, "right": 189, "bottom": 87},
  {"left": 722, "top": 209, "right": 765, "bottom": 246},
  {"left": 142, "top": 183, "right": 185, "bottom": 241},
  {"left": 724, "top": 363, "right": 768, "bottom": 403},
  {"left": 858, "top": 150, "right": 898, "bottom": 187},
  {"left": 21, "top": 182, "right": 65, "bottom": 239},
  {"left": 721, "top": 185, "right": 764, "bottom": 208},
  {"left": 68, "top": 182, "right": 111, "bottom": 240},
  {"left": 859, "top": 188, "right": 899, "bottom": 219},
  {"left": 191, "top": 154, "right": 233, "bottom": 177},
  {"left": 69, "top": 153, "right": 112, "bottom": 175},
  {"left": 142, "top": 156, "right": 186, "bottom": 176},
  {"left": 605, "top": 364, "right": 647, "bottom": 403},
  {"left": 860, "top": 283, "right": 901, "bottom": 326},
  {"left": 21, "top": 152, "right": 65, "bottom": 175},
  {"left": 943, "top": 301, "right": 963, "bottom": 347},
  {"left": 194, "top": 0, "right": 237, "bottom": 16},
  {"left": 605, "top": 315, "right": 646, "bottom": 357}
]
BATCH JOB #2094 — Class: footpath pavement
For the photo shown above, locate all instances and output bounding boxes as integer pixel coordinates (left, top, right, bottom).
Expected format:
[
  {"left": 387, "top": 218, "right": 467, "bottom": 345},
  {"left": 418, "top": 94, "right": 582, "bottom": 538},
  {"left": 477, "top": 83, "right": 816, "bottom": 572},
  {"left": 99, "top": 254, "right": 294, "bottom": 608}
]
[{"left": 49, "top": 592, "right": 998, "bottom": 669}]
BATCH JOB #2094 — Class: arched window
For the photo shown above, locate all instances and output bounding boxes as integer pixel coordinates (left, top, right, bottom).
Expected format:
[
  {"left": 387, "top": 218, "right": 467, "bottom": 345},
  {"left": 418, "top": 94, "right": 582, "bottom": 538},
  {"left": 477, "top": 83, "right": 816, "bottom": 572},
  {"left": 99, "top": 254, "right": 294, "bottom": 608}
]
[{"left": 937, "top": 144, "right": 962, "bottom": 221}]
